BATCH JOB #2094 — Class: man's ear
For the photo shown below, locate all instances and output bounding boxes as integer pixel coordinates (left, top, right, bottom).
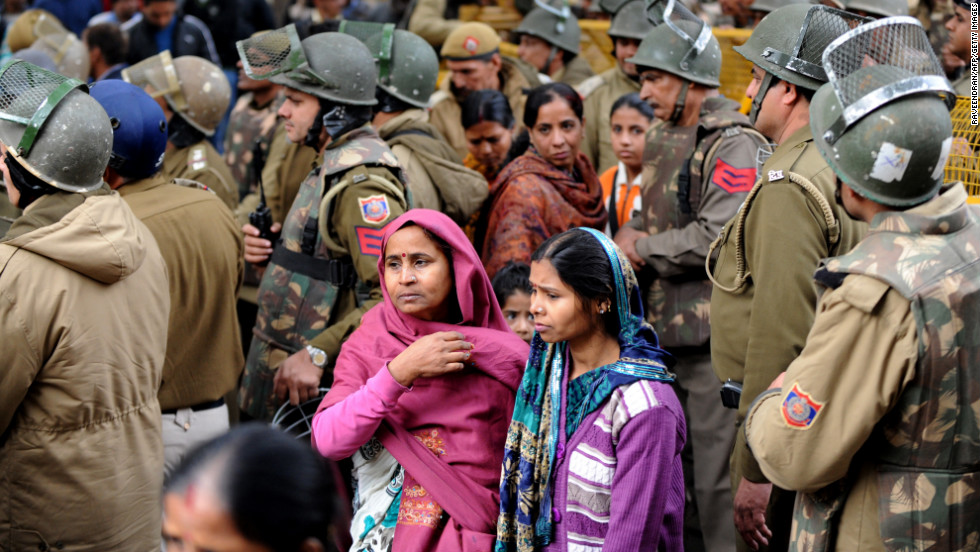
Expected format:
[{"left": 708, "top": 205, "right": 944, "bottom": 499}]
[{"left": 299, "top": 538, "right": 325, "bottom": 552}]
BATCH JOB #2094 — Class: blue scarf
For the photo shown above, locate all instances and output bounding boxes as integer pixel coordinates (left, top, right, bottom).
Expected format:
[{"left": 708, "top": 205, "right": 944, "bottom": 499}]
[{"left": 495, "top": 228, "right": 675, "bottom": 552}]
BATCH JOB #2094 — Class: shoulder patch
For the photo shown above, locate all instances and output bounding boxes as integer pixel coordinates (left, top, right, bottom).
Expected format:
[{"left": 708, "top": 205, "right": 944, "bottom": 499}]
[
  {"left": 712, "top": 158, "right": 757, "bottom": 194},
  {"left": 781, "top": 383, "right": 823, "bottom": 429},
  {"left": 188, "top": 145, "right": 208, "bottom": 171},
  {"left": 358, "top": 194, "right": 391, "bottom": 224},
  {"left": 355, "top": 226, "right": 385, "bottom": 257}
]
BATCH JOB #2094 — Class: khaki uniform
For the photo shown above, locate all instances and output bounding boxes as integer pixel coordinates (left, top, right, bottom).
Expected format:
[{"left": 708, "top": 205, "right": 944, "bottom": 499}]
[
  {"left": 164, "top": 140, "right": 238, "bottom": 211},
  {"left": 553, "top": 54, "right": 596, "bottom": 87},
  {"left": 378, "top": 108, "right": 488, "bottom": 225},
  {"left": 745, "top": 184, "right": 980, "bottom": 552},
  {"left": 429, "top": 57, "right": 536, "bottom": 160},
  {"left": 118, "top": 174, "right": 244, "bottom": 412},
  {"left": 952, "top": 71, "right": 971, "bottom": 96},
  {"left": 579, "top": 66, "right": 641, "bottom": 175},
  {"left": 240, "top": 126, "right": 407, "bottom": 420},
  {"left": 0, "top": 190, "right": 18, "bottom": 236},
  {"left": 709, "top": 126, "right": 866, "bottom": 551},
  {"left": 223, "top": 91, "right": 282, "bottom": 200},
  {"left": 624, "top": 95, "right": 765, "bottom": 552},
  {"left": 407, "top": 0, "right": 462, "bottom": 47}
]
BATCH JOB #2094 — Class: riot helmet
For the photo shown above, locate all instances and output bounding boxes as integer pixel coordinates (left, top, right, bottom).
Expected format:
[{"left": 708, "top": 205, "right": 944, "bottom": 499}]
[
  {"left": 608, "top": 0, "right": 653, "bottom": 41},
  {"left": 749, "top": 0, "right": 812, "bottom": 15},
  {"left": 90, "top": 80, "right": 168, "bottom": 181},
  {"left": 842, "top": 0, "right": 909, "bottom": 18},
  {"left": 30, "top": 23, "right": 90, "bottom": 81},
  {"left": 734, "top": 4, "right": 869, "bottom": 122},
  {"left": 6, "top": 9, "right": 61, "bottom": 53},
  {"left": 363, "top": 27, "right": 439, "bottom": 111},
  {"left": 811, "top": 16, "right": 955, "bottom": 207},
  {"left": 0, "top": 60, "right": 112, "bottom": 193},
  {"left": 514, "top": 4, "right": 582, "bottom": 57}
]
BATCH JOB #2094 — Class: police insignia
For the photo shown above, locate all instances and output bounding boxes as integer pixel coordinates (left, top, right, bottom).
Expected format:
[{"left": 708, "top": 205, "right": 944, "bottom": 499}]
[
  {"left": 355, "top": 226, "right": 385, "bottom": 257},
  {"left": 358, "top": 194, "right": 390, "bottom": 224},
  {"left": 712, "top": 159, "right": 756, "bottom": 194},
  {"left": 782, "top": 384, "right": 823, "bottom": 429}
]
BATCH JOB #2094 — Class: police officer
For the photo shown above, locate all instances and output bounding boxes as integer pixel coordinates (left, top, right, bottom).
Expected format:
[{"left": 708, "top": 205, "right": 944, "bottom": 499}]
[
  {"left": 579, "top": 0, "right": 652, "bottom": 174},
  {"left": 366, "top": 26, "right": 487, "bottom": 224},
  {"left": 91, "top": 80, "right": 245, "bottom": 476},
  {"left": 945, "top": 0, "right": 974, "bottom": 96},
  {"left": 613, "top": 5, "right": 769, "bottom": 550},
  {"left": 429, "top": 21, "right": 540, "bottom": 159},
  {"left": 840, "top": 0, "right": 908, "bottom": 18},
  {"left": 0, "top": 60, "right": 169, "bottom": 550},
  {"left": 123, "top": 52, "right": 238, "bottom": 210},
  {"left": 707, "top": 6, "right": 868, "bottom": 551},
  {"left": 513, "top": 5, "right": 595, "bottom": 86},
  {"left": 237, "top": 27, "right": 408, "bottom": 420},
  {"left": 744, "top": 18, "right": 977, "bottom": 551}
]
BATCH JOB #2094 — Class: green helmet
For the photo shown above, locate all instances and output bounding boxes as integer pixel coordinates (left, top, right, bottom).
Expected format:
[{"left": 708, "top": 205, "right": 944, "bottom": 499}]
[
  {"left": 608, "top": 0, "right": 652, "bottom": 41},
  {"left": 514, "top": 6, "right": 581, "bottom": 55},
  {"left": 0, "top": 60, "right": 111, "bottom": 192},
  {"left": 811, "top": 16, "right": 954, "bottom": 206},
  {"left": 365, "top": 28, "right": 439, "bottom": 109},
  {"left": 734, "top": 5, "right": 869, "bottom": 122},
  {"left": 843, "top": 0, "right": 908, "bottom": 18},
  {"left": 236, "top": 25, "right": 378, "bottom": 106},
  {"left": 749, "top": 0, "right": 811, "bottom": 14},
  {"left": 627, "top": 6, "right": 721, "bottom": 87}
]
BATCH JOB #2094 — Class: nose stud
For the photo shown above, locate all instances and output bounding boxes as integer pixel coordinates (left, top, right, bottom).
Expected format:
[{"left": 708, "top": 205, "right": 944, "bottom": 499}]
[{"left": 411, "top": 275, "right": 417, "bottom": 282}]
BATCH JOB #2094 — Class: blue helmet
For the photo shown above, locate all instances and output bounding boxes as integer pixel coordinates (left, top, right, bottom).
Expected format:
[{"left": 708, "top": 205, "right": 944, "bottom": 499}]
[{"left": 89, "top": 80, "right": 167, "bottom": 180}]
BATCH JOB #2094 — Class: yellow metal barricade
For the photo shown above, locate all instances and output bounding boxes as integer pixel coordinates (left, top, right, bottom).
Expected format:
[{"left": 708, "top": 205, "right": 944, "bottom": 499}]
[
  {"left": 712, "top": 27, "right": 753, "bottom": 108},
  {"left": 945, "top": 95, "right": 980, "bottom": 204},
  {"left": 579, "top": 19, "right": 616, "bottom": 75}
]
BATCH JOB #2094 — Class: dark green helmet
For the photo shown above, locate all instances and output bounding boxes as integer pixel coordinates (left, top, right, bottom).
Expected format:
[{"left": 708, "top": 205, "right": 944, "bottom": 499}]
[
  {"left": 365, "top": 28, "right": 439, "bottom": 109},
  {"left": 749, "top": 0, "right": 811, "bottom": 14},
  {"left": 811, "top": 17, "right": 954, "bottom": 206},
  {"left": 514, "top": 5, "right": 581, "bottom": 55},
  {"left": 843, "top": 0, "right": 908, "bottom": 18},
  {"left": 627, "top": 0, "right": 720, "bottom": 87},
  {"left": 608, "top": 0, "right": 653, "bottom": 41},
  {"left": 236, "top": 25, "right": 378, "bottom": 106}
]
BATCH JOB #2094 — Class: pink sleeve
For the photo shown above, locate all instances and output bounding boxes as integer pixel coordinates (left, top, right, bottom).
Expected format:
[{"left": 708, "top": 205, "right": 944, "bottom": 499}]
[{"left": 311, "top": 365, "right": 411, "bottom": 460}]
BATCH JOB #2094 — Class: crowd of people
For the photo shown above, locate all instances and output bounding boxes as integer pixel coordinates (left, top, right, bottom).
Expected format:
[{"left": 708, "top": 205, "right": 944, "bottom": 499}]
[{"left": 0, "top": 0, "right": 978, "bottom": 551}]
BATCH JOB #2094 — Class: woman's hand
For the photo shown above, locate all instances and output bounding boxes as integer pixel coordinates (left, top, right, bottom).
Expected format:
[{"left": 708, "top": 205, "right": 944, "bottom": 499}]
[{"left": 387, "top": 331, "right": 474, "bottom": 387}]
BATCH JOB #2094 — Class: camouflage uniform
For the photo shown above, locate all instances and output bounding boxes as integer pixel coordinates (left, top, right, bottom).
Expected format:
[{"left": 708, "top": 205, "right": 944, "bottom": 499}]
[
  {"left": 164, "top": 140, "right": 238, "bottom": 211},
  {"left": 709, "top": 126, "right": 867, "bottom": 552},
  {"left": 579, "top": 66, "right": 641, "bottom": 175},
  {"left": 744, "top": 183, "right": 980, "bottom": 552},
  {"left": 240, "top": 126, "right": 407, "bottom": 420},
  {"left": 223, "top": 91, "right": 283, "bottom": 201},
  {"left": 622, "top": 94, "right": 766, "bottom": 552}
]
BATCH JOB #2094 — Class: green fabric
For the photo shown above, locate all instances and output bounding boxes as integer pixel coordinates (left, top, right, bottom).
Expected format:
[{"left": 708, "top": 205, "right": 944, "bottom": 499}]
[{"left": 565, "top": 369, "right": 614, "bottom": 438}]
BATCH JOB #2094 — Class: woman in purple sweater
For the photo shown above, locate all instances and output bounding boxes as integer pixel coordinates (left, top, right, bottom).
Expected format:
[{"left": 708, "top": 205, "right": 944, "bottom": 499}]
[{"left": 496, "top": 227, "right": 686, "bottom": 552}]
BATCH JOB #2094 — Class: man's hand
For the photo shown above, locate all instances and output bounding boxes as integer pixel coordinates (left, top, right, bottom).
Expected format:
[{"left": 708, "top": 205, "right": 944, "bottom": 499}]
[
  {"left": 273, "top": 349, "right": 324, "bottom": 406},
  {"left": 243, "top": 222, "right": 282, "bottom": 265},
  {"left": 613, "top": 226, "right": 649, "bottom": 271},
  {"left": 734, "top": 477, "right": 773, "bottom": 551}
]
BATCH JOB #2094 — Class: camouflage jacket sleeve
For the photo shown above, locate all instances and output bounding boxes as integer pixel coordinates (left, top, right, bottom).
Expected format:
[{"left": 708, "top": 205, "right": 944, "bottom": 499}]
[
  {"left": 634, "top": 132, "right": 759, "bottom": 278},
  {"left": 744, "top": 274, "right": 917, "bottom": 492},
  {"left": 307, "top": 168, "right": 407, "bottom": 360},
  {"left": 734, "top": 179, "right": 846, "bottom": 482}
]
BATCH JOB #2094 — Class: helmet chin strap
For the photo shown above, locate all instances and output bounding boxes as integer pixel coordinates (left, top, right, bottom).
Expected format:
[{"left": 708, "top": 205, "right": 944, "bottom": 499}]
[
  {"left": 749, "top": 72, "right": 775, "bottom": 125},
  {"left": 669, "top": 80, "right": 690, "bottom": 124},
  {"left": 542, "top": 45, "right": 559, "bottom": 75}
]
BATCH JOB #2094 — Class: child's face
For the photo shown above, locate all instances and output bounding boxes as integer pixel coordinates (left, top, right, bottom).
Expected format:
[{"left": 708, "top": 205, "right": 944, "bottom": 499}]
[
  {"left": 502, "top": 291, "right": 534, "bottom": 343},
  {"left": 610, "top": 107, "right": 650, "bottom": 173}
]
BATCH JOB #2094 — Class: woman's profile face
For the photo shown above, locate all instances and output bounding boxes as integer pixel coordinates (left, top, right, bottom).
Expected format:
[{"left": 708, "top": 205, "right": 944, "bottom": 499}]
[
  {"left": 528, "top": 259, "right": 594, "bottom": 344},
  {"left": 183, "top": 488, "right": 273, "bottom": 552},
  {"left": 384, "top": 225, "right": 454, "bottom": 322},
  {"left": 464, "top": 120, "right": 513, "bottom": 170},
  {"left": 529, "top": 97, "right": 583, "bottom": 172}
]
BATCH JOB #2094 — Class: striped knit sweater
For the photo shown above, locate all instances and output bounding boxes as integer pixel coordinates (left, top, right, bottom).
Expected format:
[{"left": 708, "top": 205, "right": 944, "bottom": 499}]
[{"left": 543, "top": 379, "right": 686, "bottom": 551}]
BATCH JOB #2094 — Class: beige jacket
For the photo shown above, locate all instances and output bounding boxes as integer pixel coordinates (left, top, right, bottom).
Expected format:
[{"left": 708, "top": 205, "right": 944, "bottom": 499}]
[{"left": 0, "top": 191, "right": 170, "bottom": 551}]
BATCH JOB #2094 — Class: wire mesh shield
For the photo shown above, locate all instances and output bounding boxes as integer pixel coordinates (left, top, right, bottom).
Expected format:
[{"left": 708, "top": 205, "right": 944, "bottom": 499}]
[
  {"left": 0, "top": 59, "right": 82, "bottom": 154},
  {"left": 236, "top": 24, "right": 305, "bottom": 80},
  {"left": 121, "top": 50, "right": 186, "bottom": 110},
  {"left": 271, "top": 388, "right": 330, "bottom": 440},
  {"left": 770, "top": 6, "right": 868, "bottom": 82},
  {"left": 822, "top": 16, "right": 953, "bottom": 141}
]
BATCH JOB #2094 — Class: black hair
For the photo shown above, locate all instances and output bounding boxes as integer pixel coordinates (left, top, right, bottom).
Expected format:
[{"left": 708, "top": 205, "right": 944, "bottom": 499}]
[
  {"left": 84, "top": 23, "right": 128, "bottom": 66},
  {"left": 531, "top": 228, "right": 619, "bottom": 337},
  {"left": 503, "top": 127, "right": 531, "bottom": 163},
  {"left": 460, "top": 89, "right": 515, "bottom": 130},
  {"left": 770, "top": 77, "right": 816, "bottom": 103},
  {"left": 523, "top": 82, "right": 583, "bottom": 129},
  {"left": 609, "top": 92, "right": 654, "bottom": 121},
  {"left": 167, "top": 111, "right": 206, "bottom": 149},
  {"left": 166, "top": 423, "right": 336, "bottom": 552},
  {"left": 5, "top": 151, "right": 56, "bottom": 208},
  {"left": 375, "top": 87, "right": 414, "bottom": 114},
  {"left": 560, "top": 49, "right": 576, "bottom": 65},
  {"left": 491, "top": 262, "right": 532, "bottom": 308}
]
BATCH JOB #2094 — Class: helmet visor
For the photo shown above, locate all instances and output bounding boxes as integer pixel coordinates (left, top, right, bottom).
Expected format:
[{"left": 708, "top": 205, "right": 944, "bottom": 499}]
[
  {"left": 236, "top": 24, "right": 306, "bottom": 80},
  {"left": 0, "top": 59, "right": 85, "bottom": 156},
  {"left": 122, "top": 50, "right": 187, "bottom": 111}
]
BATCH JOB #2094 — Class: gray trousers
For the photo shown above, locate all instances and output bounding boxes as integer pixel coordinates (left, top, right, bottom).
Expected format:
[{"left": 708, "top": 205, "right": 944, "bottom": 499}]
[{"left": 161, "top": 403, "right": 230, "bottom": 479}]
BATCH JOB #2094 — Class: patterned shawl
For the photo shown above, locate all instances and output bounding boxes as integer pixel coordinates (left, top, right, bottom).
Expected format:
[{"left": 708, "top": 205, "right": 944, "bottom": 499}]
[{"left": 495, "top": 227, "right": 676, "bottom": 552}]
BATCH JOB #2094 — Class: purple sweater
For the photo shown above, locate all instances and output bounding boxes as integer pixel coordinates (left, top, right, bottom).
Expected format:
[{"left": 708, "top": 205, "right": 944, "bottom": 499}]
[{"left": 544, "top": 379, "right": 686, "bottom": 552}]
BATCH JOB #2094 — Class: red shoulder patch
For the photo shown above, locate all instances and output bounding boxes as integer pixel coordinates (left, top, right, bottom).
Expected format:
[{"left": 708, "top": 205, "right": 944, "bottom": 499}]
[
  {"left": 711, "top": 158, "right": 757, "bottom": 194},
  {"left": 355, "top": 226, "right": 385, "bottom": 257}
]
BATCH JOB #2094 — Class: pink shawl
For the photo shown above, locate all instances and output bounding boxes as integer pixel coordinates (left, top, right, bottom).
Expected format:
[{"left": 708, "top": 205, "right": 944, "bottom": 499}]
[{"left": 318, "top": 209, "right": 528, "bottom": 551}]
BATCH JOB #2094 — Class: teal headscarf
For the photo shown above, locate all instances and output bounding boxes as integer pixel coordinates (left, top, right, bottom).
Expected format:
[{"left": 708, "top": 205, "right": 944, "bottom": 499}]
[{"left": 495, "top": 227, "right": 675, "bottom": 552}]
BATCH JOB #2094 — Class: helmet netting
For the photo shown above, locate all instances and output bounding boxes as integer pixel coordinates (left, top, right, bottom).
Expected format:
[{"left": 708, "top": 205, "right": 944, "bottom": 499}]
[{"left": 236, "top": 24, "right": 305, "bottom": 80}]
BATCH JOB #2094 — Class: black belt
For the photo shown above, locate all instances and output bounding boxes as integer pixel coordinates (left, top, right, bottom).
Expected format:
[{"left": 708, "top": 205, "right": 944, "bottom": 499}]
[
  {"left": 162, "top": 398, "right": 224, "bottom": 415},
  {"left": 269, "top": 245, "right": 357, "bottom": 288}
]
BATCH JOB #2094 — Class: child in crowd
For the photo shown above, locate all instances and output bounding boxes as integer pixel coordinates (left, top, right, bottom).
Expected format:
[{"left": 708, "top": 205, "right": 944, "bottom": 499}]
[
  {"left": 492, "top": 262, "right": 535, "bottom": 343},
  {"left": 599, "top": 92, "right": 654, "bottom": 237}
]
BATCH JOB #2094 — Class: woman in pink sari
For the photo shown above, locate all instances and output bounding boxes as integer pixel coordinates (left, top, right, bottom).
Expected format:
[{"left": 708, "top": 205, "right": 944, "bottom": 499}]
[{"left": 312, "top": 209, "right": 529, "bottom": 552}]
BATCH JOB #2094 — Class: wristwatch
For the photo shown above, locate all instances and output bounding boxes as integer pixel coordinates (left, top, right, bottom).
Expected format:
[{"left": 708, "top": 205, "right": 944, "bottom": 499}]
[{"left": 305, "top": 345, "right": 328, "bottom": 368}]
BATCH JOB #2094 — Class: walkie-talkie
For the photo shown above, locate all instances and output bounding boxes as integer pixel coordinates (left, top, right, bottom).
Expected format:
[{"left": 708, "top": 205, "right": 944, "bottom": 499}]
[{"left": 248, "top": 139, "right": 279, "bottom": 266}]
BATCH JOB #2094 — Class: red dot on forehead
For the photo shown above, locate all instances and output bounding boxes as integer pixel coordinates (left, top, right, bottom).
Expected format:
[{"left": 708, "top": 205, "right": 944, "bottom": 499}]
[{"left": 402, "top": 253, "right": 406, "bottom": 257}]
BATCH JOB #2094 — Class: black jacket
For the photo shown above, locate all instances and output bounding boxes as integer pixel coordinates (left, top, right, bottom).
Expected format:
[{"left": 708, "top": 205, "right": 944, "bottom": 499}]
[{"left": 126, "top": 13, "right": 220, "bottom": 66}]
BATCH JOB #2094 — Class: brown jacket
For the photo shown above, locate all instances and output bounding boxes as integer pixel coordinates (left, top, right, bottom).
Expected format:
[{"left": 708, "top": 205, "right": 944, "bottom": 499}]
[
  {"left": 0, "top": 191, "right": 170, "bottom": 551},
  {"left": 119, "top": 174, "right": 245, "bottom": 411},
  {"left": 164, "top": 140, "right": 238, "bottom": 211}
]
